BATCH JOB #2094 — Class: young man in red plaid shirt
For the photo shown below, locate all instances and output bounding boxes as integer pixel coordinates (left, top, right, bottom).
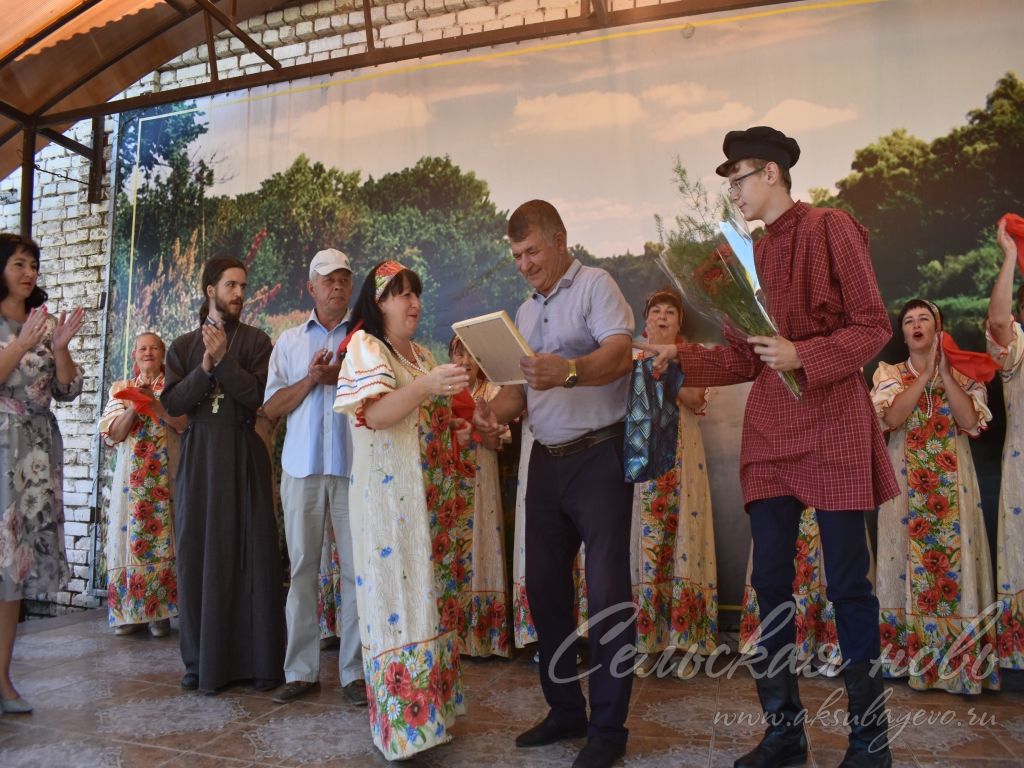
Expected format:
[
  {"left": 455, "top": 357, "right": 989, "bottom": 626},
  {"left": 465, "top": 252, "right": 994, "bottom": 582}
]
[{"left": 645, "top": 126, "right": 898, "bottom": 768}]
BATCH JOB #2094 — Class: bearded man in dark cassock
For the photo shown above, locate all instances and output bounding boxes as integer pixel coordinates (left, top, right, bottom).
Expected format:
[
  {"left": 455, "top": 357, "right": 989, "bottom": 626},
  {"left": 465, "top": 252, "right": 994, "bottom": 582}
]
[{"left": 161, "top": 256, "right": 285, "bottom": 695}]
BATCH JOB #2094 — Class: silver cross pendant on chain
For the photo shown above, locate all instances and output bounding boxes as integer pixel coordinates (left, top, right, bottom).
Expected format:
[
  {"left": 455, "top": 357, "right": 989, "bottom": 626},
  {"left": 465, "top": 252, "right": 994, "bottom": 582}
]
[{"left": 211, "top": 392, "right": 224, "bottom": 414}]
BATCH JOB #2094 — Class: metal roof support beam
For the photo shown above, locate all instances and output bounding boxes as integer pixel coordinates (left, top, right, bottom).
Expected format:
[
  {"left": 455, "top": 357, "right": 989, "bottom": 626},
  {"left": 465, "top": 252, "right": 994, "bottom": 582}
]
[
  {"left": 203, "top": 10, "right": 220, "bottom": 83},
  {"left": 87, "top": 115, "right": 104, "bottom": 204},
  {"left": 0, "top": 100, "right": 31, "bottom": 125},
  {"left": 39, "top": 128, "right": 91, "bottom": 158},
  {"left": 20, "top": 123, "right": 35, "bottom": 237},
  {"left": 36, "top": 0, "right": 792, "bottom": 127},
  {"left": 193, "top": 0, "right": 281, "bottom": 70},
  {"left": 362, "top": 0, "right": 376, "bottom": 53}
]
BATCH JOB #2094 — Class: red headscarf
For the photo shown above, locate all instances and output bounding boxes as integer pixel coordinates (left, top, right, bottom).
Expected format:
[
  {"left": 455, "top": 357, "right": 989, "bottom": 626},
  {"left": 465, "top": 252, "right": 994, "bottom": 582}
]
[{"left": 1000, "top": 213, "right": 1024, "bottom": 273}]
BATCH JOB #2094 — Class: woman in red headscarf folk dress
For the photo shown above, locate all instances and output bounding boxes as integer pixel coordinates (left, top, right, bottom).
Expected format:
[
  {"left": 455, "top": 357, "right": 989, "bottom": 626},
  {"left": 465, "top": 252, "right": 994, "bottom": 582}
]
[
  {"left": 334, "top": 261, "right": 472, "bottom": 760},
  {"left": 872, "top": 299, "right": 999, "bottom": 694}
]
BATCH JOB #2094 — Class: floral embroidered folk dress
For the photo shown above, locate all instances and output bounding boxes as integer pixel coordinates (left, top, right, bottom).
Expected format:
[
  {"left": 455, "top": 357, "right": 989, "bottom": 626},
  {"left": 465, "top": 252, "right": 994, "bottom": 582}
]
[
  {"left": 630, "top": 387, "right": 718, "bottom": 657},
  {"left": 0, "top": 315, "right": 83, "bottom": 600},
  {"left": 510, "top": 417, "right": 589, "bottom": 648},
  {"left": 872, "top": 360, "right": 999, "bottom": 694},
  {"left": 987, "top": 321, "right": 1024, "bottom": 670},
  {"left": 334, "top": 331, "right": 465, "bottom": 760},
  {"left": 99, "top": 376, "right": 180, "bottom": 626},
  {"left": 455, "top": 380, "right": 511, "bottom": 657}
]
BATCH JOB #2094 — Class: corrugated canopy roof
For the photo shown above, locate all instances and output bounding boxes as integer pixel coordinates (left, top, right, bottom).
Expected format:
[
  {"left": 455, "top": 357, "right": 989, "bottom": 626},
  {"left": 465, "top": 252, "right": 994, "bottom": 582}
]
[
  {"left": 0, "top": 0, "right": 782, "bottom": 186},
  {"left": 0, "top": 0, "right": 294, "bottom": 179}
]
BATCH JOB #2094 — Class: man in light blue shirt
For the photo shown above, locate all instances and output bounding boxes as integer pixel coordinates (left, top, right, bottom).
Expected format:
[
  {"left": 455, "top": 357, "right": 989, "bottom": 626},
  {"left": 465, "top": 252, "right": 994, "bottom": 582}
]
[
  {"left": 263, "top": 249, "right": 363, "bottom": 705},
  {"left": 475, "top": 201, "right": 636, "bottom": 768}
]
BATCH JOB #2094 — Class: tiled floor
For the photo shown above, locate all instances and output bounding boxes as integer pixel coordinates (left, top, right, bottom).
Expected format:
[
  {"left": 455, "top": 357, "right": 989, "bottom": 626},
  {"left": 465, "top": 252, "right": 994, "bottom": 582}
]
[{"left": 2, "top": 609, "right": 1023, "bottom": 767}]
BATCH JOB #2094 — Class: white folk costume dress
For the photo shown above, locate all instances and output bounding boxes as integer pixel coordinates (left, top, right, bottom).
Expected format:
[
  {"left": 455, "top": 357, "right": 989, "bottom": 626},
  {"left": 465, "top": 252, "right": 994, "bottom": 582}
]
[
  {"left": 987, "top": 321, "right": 1024, "bottom": 670},
  {"left": 334, "top": 331, "right": 465, "bottom": 760},
  {"left": 629, "top": 382, "right": 718, "bottom": 656},
  {"left": 456, "top": 379, "right": 511, "bottom": 657},
  {"left": 872, "top": 360, "right": 999, "bottom": 694},
  {"left": 100, "top": 375, "right": 180, "bottom": 626}
]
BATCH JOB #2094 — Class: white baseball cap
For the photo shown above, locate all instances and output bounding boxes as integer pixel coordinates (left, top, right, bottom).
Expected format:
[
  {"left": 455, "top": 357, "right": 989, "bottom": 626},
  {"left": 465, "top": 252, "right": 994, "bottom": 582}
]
[{"left": 309, "top": 248, "right": 352, "bottom": 279}]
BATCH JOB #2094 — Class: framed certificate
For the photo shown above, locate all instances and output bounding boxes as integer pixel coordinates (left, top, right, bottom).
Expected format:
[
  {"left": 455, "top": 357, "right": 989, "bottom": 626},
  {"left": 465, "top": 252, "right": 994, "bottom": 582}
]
[{"left": 451, "top": 310, "right": 534, "bottom": 385}]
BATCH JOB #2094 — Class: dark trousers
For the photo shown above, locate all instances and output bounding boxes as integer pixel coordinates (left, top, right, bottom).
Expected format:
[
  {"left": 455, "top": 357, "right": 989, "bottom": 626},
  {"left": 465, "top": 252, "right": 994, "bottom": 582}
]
[
  {"left": 525, "top": 437, "right": 636, "bottom": 743},
  {"left": 749, "top": 496, "right": 880, "bottom": 665}
]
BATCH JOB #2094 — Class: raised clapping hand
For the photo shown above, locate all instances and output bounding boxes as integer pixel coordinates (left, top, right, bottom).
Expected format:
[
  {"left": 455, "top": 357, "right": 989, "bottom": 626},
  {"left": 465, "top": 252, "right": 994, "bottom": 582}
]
[
  {"left": 425, "top": 363, "right": 470, "bottom": 397},
  {"left": 15, "top": 306, "right": 49, "bottom": 353},
  {"left": 202, "top": 321, "right": 228, "bottom": 365},
  {"left": 747, "top": 335, "right": 802, "bottom": 372},
  {"left": 52, "top": 307, "right": 85, "bottom": 351},
  {"left": 935, "top": 332, "right": 952, "bottom": 380},
  {"left": 308, "top": 349, "right": 341, "bottom": 386},
  {"left": 472, "top": 396, "right": 502, "bottom": 438}
]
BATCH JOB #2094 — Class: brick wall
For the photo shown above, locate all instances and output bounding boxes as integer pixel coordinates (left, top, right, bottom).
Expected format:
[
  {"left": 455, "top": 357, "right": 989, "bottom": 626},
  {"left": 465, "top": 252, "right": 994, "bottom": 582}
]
[{"left": 0, "top": 0, "right": 666, "bottom": 614}]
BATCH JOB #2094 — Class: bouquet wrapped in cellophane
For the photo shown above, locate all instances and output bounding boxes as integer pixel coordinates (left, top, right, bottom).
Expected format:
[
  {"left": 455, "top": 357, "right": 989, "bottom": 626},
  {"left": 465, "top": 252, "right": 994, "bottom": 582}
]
[{"left": 654, "top": 163, "right": 800, "bottom": 399}]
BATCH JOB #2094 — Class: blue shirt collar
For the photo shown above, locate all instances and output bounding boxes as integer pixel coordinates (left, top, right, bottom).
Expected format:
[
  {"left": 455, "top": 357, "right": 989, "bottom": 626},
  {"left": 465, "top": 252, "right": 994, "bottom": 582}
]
[{"left": 305, "top": 309, "right": 351, "bottom": 335}]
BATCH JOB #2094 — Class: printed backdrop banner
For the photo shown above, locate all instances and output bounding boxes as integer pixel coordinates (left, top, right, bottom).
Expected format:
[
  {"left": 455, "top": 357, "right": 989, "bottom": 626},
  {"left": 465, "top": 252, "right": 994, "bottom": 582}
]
[{"left": 104, "top": 0, "right": 1023, "bottom": 613}]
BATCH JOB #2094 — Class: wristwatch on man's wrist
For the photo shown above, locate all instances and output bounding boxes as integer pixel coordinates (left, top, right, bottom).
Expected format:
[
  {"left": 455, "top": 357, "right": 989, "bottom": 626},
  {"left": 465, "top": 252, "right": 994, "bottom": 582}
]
[{"left": 563, "top": 358, "right": 579, "bottom": 389}]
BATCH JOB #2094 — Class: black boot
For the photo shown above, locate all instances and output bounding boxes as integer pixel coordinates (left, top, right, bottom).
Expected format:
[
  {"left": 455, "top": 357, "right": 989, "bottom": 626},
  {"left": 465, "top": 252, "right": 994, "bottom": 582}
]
[
  {"left": 839, "top": 661, "right": 892, "bottom": 767},
  {"left": 734, "top": 664, "right": 808, "bottom": 768}
]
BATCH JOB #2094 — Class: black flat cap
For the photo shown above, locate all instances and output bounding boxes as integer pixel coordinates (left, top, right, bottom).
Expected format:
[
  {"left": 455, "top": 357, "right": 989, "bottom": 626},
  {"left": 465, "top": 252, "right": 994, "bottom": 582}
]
[{"left": 715, "top": 126, "right": 801, "bottom": 176}]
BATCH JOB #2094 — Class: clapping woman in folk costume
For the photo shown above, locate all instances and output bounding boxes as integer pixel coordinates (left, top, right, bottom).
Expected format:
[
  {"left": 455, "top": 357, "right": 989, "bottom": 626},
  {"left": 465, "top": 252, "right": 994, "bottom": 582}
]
[
  {"left": 334, "top": 261, "right": 470, "bottom": 760},
  {"left": 100, "top": 332, "right": 186, "bottom": 638},
  {"left": 0, "top": 233, "right": 84, "bottom": 714},
  {"left": 873, "top": 299, "right": 999, "bottom": 694}
]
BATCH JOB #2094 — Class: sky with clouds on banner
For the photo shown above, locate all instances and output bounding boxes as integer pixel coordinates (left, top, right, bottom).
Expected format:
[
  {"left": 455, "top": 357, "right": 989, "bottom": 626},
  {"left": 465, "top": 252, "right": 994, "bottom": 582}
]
[{"left": 196, "top": 0, "right": 1020, "bottom": 258}]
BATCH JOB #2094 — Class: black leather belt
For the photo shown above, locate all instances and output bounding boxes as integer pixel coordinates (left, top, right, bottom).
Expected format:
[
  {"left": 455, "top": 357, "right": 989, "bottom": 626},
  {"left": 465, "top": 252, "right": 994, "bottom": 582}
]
[{"left": 539, "top": 421, "right": 625, "bottom": 458}]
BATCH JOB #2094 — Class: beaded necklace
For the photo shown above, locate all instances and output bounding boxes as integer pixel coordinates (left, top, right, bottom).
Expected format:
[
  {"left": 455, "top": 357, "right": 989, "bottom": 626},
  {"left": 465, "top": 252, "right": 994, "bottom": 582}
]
[
  {"left": 909, "top": 358, "right": 939, "bottom": 420},
  {"left": 387, "top": 336, "right": 427, "bottom": 375}
]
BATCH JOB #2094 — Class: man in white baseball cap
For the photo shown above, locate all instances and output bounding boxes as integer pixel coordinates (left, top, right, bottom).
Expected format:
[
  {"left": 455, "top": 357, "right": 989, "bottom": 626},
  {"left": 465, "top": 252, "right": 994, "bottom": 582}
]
[{"left": 263, "top": 248, "right": 365, "bottom": 705}]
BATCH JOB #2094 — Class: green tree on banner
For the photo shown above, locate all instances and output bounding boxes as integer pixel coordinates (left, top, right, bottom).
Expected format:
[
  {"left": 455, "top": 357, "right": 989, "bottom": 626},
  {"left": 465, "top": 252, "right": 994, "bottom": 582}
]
[{"left": 354, "top": 156, "right": 525, "bottom": 346}]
